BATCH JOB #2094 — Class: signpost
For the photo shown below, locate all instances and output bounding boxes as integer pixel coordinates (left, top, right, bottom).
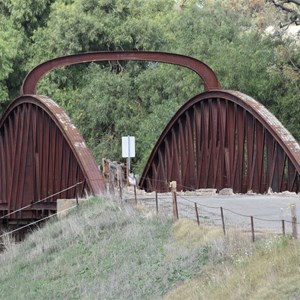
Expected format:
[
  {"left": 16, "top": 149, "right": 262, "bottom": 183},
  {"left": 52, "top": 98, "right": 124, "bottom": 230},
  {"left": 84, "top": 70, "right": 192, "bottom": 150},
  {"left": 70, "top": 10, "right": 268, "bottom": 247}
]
[{"left": 122, "top": 136, "right": 135, "bottom": 185}]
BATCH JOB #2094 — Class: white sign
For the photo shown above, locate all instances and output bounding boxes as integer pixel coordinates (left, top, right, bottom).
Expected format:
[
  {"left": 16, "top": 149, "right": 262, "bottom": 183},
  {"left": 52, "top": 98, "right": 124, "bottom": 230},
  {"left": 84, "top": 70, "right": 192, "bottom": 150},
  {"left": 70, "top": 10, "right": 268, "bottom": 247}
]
[{"left": 122, "top": 136, "right": 135, "bottom": 158}]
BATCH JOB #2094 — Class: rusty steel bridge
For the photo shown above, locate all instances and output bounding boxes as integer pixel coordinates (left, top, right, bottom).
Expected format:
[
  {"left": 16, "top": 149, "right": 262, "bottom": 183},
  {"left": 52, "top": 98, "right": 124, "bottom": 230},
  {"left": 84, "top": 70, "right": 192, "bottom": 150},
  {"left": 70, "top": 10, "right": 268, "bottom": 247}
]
[{"left": 1, "top": 51, "right": 300, "bottom": 228}]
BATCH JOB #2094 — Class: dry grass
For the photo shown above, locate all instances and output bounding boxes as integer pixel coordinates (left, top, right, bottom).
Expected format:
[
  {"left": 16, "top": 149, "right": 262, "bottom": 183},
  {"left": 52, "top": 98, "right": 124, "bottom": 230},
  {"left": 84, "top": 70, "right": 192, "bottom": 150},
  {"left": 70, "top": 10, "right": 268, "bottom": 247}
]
[
  {"left": 0, "top": 198, "right": 209, "bottom": 299},
  {"left": 1, "top": 198, "right": 300, "bottom": 299},
  {"left": 171, "top": 219, "right": 224, "bottom": 248},
  {"left": 164, "top": 232, "right": 300, "bottom": 300}
]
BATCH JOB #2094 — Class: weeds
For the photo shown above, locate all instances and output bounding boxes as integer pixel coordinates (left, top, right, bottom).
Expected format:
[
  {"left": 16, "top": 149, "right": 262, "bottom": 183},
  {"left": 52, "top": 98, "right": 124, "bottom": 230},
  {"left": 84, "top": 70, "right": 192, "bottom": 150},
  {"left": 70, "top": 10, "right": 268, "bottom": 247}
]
[
  {"left": 164, "top": 233, "right": 300, "bottom": 300},
  {"left": 1, "top": 197, "right": 300, "bottom": 300},
  {"left": 0, "top": 198, "right": 207, "bottom": 299}
]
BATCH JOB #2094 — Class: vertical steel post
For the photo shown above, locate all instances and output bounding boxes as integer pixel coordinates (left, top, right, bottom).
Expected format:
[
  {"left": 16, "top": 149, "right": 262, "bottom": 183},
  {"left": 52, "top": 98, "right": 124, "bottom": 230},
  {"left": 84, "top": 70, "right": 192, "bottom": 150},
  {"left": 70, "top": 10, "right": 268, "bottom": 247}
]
[
  {"left": 251, "top": 216, "right": 255, "bottom": 242},
  {"left": 127, "top": 136, "right": 130, "bottom": 186},
  {"left": 195, "top": 202, "right": 200, "bottom": 226},
  {"left": 134, "top": 183, "right": 137, "bottom": 205},
  {"left": 220, "top": 207, "right": 225, "bottom": 235},
  {"left": 155, "top": 191, "right": 158, "bottom": 214},
  {"left": 282, "top": 219, "right": 285, "bottom": 236},
  {"left": 76, "top": 182, "right": 79, "bottom": 207}
]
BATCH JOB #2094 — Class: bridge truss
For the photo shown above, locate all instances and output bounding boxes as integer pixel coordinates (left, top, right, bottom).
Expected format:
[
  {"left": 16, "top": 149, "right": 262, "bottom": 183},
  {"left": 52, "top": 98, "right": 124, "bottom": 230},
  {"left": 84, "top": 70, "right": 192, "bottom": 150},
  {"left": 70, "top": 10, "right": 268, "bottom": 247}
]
[
  {"left": 139, "top": 90, "right": 300, "bottom": 193},
  {"left": 0, "top": 51, "right": 299, "bottom": 225}
]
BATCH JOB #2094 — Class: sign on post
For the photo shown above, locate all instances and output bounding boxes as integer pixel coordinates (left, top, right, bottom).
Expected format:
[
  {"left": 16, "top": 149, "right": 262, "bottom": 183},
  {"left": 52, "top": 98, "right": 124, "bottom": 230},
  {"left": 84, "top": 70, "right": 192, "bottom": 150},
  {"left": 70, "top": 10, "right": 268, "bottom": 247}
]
[
  {"left": 122, "top": 136, "right": 135, "bottom": 158},
  {"left": 122, "top": 136, "right": 135, "bottom": 185}
]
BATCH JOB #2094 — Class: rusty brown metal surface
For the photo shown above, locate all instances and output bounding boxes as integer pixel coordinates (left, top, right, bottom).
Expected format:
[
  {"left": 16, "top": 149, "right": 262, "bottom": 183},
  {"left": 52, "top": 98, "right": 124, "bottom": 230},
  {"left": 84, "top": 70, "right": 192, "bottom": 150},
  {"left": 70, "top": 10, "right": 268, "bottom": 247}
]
[
  {"left": 139, "top": 90, "right": 300, "bottom": 193},
  {"left": 20, "top": 51, "right": 221, "bottom": 95},
  {"left": 2, "top": 50, "right": 221, "bottom": 223},
  {"left": 2, "top": 50, "right": 300, "bottom": 226},
  {"left": 0, "top": 94, "right": 104, "bottom": 220}
]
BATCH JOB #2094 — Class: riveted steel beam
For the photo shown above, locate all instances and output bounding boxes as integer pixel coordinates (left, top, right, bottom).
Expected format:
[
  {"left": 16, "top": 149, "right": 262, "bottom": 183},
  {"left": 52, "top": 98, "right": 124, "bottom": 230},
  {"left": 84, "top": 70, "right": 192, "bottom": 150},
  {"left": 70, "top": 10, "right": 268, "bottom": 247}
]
[
  {"left": 20, "top": 51, "right": 221, "bottom": 95},
  {"left": 140, "top": 90, "right": 300, "bottom": 193},
  {"left": 0, "top": 95, "right": 105, "bottom": 219}
]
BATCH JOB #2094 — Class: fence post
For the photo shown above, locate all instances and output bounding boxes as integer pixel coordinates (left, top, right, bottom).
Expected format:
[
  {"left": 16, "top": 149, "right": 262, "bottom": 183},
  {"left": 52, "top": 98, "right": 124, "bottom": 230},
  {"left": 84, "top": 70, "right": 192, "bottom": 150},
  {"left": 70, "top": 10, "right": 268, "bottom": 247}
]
[
  {"left": 119, "top": 180, "right": 122, "bottom": 200},
  {"left": 282, "top": 220, "right": 285, "bottom": 236},
  {"left": 220, "top": 207, "right": 225, "bottom": 235},
  {"left": 195, "top": 202, "right": 200, "bottom": 226},
  {"left": 134, "top": 183, "right": 137, "bottom": 205},
  {"left": 251, "top": 216, "right": 255, "bottom": 242},
  {"left": 170, "top": 181, "right": 178, "bottom": 220},
  {"left": 155, "top": 191, "right": 158, "bottom": 214},
  {"left": 291, "top": 204, "right": 298, "bottom": 239},
  {"left": 109, "top": 161, "right": 115, "bottom": 195},
  {"left": 76, "top": 182, "right": 79, "bottom": 207}
]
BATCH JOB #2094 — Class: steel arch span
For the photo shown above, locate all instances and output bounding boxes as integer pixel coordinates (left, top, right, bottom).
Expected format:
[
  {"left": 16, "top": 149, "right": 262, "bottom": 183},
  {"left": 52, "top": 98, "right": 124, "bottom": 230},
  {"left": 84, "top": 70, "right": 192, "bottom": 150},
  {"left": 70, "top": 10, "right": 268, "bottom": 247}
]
[
  {"left": 1, "top": 51, "right": 219, "bottom": 223},
  {"left": 1, "top": 50, "right": 300, "bottom": 226},
  {"left": 139, "top": 90, "right": 300, "bottom": 194},
  {"left": 0, "top": 95, "right": 104, "bottom": 220}
]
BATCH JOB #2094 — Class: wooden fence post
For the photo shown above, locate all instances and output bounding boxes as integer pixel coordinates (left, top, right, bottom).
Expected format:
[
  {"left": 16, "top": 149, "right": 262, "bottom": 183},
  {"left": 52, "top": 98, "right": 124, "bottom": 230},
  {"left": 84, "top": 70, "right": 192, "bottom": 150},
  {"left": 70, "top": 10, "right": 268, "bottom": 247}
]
[
  {"left": 291, "top": 204, "right": 298, "bottom": 239},
  {"left": 170, "top": 181, "right": 178, "bottom": 220}
]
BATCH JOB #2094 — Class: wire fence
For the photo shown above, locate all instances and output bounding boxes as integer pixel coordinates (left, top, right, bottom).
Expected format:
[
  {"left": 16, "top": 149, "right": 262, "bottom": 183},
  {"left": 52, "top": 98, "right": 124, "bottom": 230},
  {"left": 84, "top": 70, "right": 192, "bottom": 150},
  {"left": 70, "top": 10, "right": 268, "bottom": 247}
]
[
  {"left": 0, "top": 204, "right": 78, "bottom": 240},
  {"left": 0, "top": 181, "right": 84, "bottom": 220},
  {"left": 1, "top": 175, "right": 299, "bottom": 243},
  {"left": 120, "top": 181, "right": 300, "bottom": 242},
  {"left": 0, "top": 181, "right": 84, "bottom": 241}
]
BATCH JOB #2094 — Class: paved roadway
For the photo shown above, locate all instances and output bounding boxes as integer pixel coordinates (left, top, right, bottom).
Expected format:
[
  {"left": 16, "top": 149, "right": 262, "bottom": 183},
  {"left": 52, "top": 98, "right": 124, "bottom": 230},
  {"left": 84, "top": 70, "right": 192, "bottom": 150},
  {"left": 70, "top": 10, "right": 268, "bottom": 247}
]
[{"left": 130, "top": 191, "right": 300, "bottom": 234}]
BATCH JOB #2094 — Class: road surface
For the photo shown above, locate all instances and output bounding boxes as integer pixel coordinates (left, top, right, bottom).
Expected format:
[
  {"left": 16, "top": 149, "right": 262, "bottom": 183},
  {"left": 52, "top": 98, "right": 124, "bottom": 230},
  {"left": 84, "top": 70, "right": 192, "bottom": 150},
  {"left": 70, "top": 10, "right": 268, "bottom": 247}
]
[{"left": 124, "top": 190, "right": 300, "bottom": 234}]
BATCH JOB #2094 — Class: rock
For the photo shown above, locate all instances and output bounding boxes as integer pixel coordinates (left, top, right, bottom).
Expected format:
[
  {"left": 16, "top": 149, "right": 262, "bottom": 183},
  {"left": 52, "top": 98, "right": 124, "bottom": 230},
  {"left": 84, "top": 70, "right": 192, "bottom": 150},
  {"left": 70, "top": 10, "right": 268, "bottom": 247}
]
[
  {"left": 218, "top": 188, "right": 234, "bottom": 195},
  {"left": 246, "top": 190, "right": 256, "bottom": 196},
  {"left": 195, "top": 188, "right": 217, "bottom": 196}
]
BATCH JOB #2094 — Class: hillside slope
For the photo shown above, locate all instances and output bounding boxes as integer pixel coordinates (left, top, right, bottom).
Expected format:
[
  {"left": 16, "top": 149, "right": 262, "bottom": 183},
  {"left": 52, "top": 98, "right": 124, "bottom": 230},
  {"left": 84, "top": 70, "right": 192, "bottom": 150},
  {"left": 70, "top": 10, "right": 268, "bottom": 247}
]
[{"left": 0, "top": 197, "right": 300, "bottom": 299}]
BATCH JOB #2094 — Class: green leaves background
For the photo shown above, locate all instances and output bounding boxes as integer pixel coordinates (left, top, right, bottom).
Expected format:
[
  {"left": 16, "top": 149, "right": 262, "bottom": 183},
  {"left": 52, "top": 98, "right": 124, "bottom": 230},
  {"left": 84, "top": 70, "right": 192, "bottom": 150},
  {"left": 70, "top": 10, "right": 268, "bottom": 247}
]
[{"left": 0, "top": 0, "right": 299, "bottom": 173}]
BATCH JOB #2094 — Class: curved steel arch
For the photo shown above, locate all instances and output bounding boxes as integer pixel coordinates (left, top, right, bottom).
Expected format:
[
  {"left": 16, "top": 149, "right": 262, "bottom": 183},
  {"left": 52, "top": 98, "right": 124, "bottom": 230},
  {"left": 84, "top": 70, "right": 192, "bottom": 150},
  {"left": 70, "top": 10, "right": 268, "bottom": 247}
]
[
  {"left": 139, "top": 90, "right": 300, "bottom": 193},
  {"left": 20, "top": 51, "right": 221, "bottom": 95},
  {"left": 0, "top": 95, "right": 104, "bottom": 219},
  {"left": 4, "top": 50, "right": 300, "bottom": 208}
]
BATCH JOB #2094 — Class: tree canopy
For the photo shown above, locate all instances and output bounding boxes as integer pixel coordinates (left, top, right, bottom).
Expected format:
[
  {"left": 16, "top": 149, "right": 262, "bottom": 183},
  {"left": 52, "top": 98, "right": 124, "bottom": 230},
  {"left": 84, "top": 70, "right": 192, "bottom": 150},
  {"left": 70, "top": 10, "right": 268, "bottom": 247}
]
[
  {"left": 268, "top": 0, "right": 300, "bottom": 26},
  {"left": 0, "top": 0, "right": 299, "bottom": 173}
]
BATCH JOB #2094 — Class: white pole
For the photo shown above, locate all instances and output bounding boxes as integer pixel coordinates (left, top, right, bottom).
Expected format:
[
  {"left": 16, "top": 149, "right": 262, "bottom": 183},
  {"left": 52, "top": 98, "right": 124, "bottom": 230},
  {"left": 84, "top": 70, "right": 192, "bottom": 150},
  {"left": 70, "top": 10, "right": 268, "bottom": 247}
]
[{"left": 127, "top": 135, "right": 131, "bottom": 172}]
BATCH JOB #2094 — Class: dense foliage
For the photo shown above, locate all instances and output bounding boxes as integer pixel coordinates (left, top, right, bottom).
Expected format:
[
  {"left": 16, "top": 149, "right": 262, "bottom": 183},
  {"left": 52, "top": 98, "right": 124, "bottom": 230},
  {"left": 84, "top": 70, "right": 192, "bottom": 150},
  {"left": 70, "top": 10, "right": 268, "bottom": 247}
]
[{"left": 0, "top": 0, "right": 299, "bottom": 173}]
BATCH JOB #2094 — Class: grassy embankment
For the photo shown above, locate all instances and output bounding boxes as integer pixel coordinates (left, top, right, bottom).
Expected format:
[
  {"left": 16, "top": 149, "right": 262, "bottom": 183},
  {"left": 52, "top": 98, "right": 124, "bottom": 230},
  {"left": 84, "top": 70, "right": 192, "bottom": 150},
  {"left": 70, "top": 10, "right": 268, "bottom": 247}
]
[{"left": 0, "top": 197, "right": 300, "bottom": 299}]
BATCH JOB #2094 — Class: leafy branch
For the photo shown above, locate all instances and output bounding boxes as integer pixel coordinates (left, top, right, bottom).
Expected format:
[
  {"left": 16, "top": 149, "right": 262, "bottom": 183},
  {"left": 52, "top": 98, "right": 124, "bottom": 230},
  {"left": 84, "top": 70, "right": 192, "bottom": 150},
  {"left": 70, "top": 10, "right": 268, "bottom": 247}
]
[{"left": 267, "top": 0, "right": 300, "bottom": 26}]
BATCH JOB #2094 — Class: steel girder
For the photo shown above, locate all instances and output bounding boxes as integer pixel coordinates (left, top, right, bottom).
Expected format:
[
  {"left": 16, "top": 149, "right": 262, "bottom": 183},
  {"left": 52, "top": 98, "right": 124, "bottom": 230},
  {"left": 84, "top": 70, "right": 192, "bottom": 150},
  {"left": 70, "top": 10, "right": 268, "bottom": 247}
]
[
  {"left": 20, "top": 51, "right": 220, "bottom": 95},
  {"left": 139, "top": 90, "right": 300, "bottom": 193}
]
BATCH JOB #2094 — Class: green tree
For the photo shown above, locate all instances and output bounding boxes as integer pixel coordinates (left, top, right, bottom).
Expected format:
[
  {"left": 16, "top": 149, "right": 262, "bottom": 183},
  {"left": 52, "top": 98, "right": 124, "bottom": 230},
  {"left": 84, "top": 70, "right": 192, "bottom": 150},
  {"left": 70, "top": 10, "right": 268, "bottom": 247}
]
[
  {"left": 268, "top": 0, "right": 300, "bottom": 26},
  {"left": 0, "top": 15, "right": 24, "bottom": 108},
  {"left": 0, "top": 0, "right": 299, "bottom": 174}
]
